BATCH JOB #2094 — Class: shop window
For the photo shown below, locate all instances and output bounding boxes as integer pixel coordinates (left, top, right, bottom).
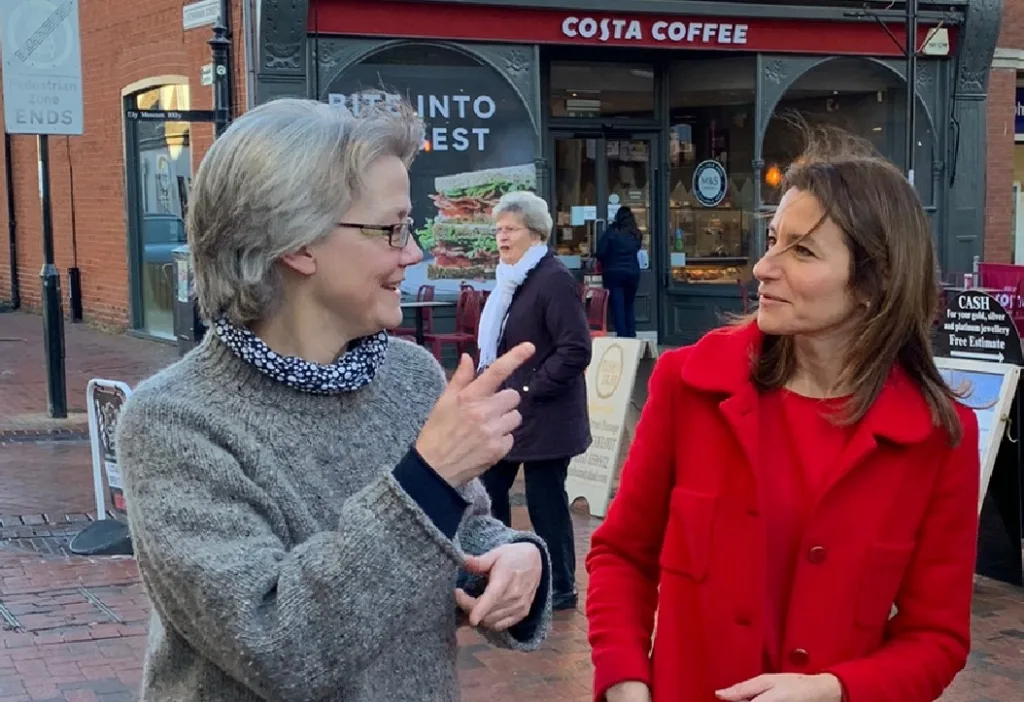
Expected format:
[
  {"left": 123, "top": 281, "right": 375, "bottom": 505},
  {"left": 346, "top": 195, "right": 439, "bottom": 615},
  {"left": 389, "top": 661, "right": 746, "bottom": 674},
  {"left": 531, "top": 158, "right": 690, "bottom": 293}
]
[
  {"left": 321, "top": 42, "right": 536, "bottom": 296},
  {"left": 668, "top": 57, "right": 756, "bottom": 284},
  {"left": 549, "top": 61, "right": 655, "bottom": 118},
  {"left": 763, "top": 58, "right": 935, "bottom": 208}
]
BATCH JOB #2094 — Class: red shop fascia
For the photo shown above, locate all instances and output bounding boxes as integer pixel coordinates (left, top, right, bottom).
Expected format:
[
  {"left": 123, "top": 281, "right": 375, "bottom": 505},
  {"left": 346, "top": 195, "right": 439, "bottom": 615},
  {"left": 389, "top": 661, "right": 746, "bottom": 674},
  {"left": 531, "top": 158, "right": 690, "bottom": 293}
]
[{"left": 307, "top": 0, "right": 956, "bottom": 59}]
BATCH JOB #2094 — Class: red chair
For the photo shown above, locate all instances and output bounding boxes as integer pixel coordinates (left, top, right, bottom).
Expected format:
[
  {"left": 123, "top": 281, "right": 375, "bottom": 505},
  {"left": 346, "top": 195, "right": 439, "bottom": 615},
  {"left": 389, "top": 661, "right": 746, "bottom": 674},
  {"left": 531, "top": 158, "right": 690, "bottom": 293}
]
[
  {"left": 388, "top": 284, "right": 435, "bottom": 340},
  {"left": 424, "top": 288, "right": 482, "bottom": 364},
  {"left": 587, "top": 287, "right": 609, "bottom": 338}
]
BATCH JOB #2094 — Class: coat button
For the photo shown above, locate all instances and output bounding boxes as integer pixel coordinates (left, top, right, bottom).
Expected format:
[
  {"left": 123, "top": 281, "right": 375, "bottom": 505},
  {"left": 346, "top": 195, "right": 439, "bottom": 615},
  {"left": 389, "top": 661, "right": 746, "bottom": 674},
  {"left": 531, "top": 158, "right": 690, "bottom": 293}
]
[
  {"left": 522, "top": 385, "right": 529, "bottom": 393},
  {"left": 789, "top": 648, "right": 810, "bottom": 666},
  {"left": 807, "top": 545, "right": 827, "bottom": 564}
]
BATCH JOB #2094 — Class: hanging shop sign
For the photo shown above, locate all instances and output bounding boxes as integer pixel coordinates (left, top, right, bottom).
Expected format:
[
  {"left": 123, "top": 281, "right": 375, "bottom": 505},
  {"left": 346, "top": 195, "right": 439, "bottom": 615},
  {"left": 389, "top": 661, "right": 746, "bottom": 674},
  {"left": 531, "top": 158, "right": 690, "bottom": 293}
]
[{"left": 309, "top": 0, "right": 956, "bottom": 58}]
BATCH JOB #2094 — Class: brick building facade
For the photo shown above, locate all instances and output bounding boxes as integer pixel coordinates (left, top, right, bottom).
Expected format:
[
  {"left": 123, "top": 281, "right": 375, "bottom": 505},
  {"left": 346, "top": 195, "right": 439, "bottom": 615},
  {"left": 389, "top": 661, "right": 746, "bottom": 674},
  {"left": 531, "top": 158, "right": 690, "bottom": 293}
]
[
  {"left": 989, "top": 0, "right": 1024, "bottom": 265},
  {"left": 0, "top": 0, "right": 249, "bottom": 331}
]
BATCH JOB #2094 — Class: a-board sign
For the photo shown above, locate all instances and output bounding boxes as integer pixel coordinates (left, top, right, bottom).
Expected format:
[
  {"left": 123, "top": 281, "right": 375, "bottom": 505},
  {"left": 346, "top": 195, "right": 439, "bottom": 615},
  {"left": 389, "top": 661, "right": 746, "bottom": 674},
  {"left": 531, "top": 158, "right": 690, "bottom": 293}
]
[
  {"left": 567, "top": 337, "right": 657, "bottom": 517},
  {"left": 86, "top": 379, "right": 133, "bottom": 518},
  {"left": 935, "top": 289, "right": 1024, "bottom": 366},
  {"left": 935, "top": 357, "right": 1021, "bottom": 514}
]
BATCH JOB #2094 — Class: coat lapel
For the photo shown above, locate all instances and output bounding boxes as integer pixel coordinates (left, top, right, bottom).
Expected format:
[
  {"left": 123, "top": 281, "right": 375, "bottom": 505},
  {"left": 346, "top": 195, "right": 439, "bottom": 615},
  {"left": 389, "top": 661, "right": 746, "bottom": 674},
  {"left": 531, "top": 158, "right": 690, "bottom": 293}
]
[
  {"left": 680, "top": 323, "right": 763, "bottom": 477},
  {"left": 818, "top": 368, "right": 934, "bottom": 497}
]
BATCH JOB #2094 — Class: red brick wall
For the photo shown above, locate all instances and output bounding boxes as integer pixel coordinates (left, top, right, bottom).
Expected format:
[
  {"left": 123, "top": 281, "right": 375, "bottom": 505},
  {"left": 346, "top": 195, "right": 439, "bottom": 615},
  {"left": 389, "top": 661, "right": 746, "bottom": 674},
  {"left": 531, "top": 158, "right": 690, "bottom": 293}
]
[
  {"left": 0, "top": 0, "right": 249, "bottom": 328},
  {"left": 985, "top": 0, "right": 1024, "bottom": 264},
  {"left": 985, "top": 68, "right": 1016, "bottom": 264}
]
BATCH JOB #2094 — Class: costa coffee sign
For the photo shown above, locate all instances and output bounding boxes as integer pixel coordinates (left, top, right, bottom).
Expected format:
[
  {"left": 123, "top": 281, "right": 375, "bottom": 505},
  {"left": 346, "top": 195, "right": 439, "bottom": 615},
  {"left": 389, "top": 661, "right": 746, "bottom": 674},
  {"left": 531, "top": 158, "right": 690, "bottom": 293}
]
[
  {"left": 562, "top": 16, "right": 748, "bottom": 46},
  {"left": 310, "top": 0, "right": 955, "bottom": 59}
]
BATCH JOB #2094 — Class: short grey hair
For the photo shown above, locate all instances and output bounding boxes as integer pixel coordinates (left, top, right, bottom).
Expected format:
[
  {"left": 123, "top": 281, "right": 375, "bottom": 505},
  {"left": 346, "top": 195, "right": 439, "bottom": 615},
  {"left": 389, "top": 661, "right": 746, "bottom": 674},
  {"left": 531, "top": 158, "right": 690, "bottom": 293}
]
[
  {"left": 492, "top": 191, "right": 553, "bottom": 243},
  {"left": 188, "top": 95, "right": 424, "bottom": 325}
]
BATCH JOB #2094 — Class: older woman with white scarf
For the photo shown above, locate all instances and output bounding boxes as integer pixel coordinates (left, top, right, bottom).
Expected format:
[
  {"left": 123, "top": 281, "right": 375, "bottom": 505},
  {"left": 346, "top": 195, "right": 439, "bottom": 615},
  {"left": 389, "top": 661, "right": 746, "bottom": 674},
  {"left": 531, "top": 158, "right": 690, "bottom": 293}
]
[{"left": 476, "top": 191, "right": 592, "bottom": 611}]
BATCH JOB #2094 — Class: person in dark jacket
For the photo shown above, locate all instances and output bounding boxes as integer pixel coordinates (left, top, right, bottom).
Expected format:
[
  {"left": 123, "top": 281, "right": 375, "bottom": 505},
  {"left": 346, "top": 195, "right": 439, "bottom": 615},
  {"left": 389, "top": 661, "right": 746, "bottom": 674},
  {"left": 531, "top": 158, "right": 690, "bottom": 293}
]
[
  {"left": 476, "top": 190, "right": 592, "bottom": 611},
  {"left": 597, "top": 206, "right": 643, "bottom": 337}
]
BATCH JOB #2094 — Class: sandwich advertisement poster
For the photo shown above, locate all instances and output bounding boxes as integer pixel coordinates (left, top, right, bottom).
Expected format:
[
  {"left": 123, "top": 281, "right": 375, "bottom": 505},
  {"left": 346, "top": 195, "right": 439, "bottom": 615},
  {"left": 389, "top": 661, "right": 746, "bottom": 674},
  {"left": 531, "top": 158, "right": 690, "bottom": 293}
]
[{"left": 325, "top": 49, "right": 536, "bottom": 295}]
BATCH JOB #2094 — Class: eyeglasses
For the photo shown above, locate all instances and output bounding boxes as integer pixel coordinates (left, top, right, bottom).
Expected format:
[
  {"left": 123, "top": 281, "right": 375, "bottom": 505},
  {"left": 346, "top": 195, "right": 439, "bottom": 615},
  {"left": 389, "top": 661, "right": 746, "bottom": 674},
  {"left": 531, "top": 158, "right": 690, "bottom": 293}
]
[{"left": 337, "top": 217, "right": 414, "bottom": 249}]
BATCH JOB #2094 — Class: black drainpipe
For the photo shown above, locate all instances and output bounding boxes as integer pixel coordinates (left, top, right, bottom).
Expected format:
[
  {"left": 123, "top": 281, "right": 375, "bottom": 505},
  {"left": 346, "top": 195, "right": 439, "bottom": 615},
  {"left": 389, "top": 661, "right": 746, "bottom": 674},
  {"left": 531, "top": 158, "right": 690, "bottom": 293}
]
[{"left": 4, "top": 132, "right": 19, "bottom": 310}]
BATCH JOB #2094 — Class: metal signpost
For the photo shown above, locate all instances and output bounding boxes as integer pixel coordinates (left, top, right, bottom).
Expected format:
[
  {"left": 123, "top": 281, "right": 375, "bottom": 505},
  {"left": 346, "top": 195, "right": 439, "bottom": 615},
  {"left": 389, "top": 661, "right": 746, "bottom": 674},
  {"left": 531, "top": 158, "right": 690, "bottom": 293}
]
[{"left": 1, "top": 0, "right": 85, "bottom": 418}]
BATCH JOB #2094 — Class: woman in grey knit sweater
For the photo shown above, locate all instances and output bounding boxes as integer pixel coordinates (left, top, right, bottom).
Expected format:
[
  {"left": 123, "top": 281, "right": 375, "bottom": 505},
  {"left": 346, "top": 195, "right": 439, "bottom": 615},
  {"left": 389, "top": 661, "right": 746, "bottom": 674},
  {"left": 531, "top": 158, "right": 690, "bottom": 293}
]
[{"left": 114, "top": 96, "right": 553, "bottom": 702}]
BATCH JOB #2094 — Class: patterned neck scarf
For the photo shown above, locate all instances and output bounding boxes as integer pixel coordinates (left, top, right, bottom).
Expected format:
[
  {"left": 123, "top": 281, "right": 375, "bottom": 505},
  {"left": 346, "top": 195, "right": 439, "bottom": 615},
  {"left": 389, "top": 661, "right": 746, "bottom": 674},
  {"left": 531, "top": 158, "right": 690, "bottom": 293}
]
[{"left": 213, "top": 319, "right": 389, "bottom": 394}]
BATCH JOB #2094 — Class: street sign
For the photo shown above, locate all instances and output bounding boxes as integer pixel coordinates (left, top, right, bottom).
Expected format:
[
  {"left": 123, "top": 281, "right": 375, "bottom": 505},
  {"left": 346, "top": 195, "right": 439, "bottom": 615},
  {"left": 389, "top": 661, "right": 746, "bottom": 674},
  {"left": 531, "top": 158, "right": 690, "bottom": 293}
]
[
  {"left": 200, "top": 62, "right": 214, "bottom": 86},
  {"left": 0, "top": 0, "right": 84, "bottom": 136},
  {"left": 124, "top": 109, "right": 217, "bottom": 122},
  {"left": 935, "top": 289, "right": 1024, "bottom": 366},
  {"left": 183, "top": 0, "right": 219, "bottom": 31}
]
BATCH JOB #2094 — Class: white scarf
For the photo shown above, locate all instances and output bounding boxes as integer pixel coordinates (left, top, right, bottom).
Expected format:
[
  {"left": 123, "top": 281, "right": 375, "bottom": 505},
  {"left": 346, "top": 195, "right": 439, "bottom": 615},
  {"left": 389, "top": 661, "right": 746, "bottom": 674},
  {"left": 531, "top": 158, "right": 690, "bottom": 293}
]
[{"left": 477, "top": 244, "right": 549, "bottom": 370}]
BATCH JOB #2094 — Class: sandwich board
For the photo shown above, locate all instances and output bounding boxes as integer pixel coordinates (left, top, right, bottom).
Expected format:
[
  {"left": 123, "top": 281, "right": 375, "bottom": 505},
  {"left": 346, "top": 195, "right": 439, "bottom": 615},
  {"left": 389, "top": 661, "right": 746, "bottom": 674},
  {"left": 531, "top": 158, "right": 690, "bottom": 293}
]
[
  {"left": 567, "top": 337, "right": 659, "bottom": 517},
  {"left": 935, "top": 288, "right": 1024, "bottom": 587},
  {"left": 70, "top": 379, "right": 134, "bottom": 556}
]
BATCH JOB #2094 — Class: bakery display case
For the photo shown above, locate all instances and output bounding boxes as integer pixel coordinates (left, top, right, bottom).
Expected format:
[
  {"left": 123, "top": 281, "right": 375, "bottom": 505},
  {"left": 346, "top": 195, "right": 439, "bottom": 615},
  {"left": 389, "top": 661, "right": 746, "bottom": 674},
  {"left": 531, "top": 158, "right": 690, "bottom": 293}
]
[{"left": 668, "top": 205, "right": 753, "bottom": 284}]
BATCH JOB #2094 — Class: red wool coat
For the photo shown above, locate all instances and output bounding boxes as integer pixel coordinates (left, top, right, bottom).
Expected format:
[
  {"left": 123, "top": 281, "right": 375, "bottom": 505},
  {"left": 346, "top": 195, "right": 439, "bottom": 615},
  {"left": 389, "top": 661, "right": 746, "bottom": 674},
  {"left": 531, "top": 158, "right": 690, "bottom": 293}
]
[{"left": 585, "top": 323, "right": 980, "bottom": 702}]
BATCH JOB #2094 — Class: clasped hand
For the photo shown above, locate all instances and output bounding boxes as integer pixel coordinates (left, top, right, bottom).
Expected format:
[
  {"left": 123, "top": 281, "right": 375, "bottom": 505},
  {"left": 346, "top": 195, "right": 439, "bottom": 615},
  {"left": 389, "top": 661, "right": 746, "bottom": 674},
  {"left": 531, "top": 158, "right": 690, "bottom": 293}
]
[
  {"left": 455, "top": 542, "right": 542, "bottom": 632},
  {"left": 716, "top": 673, "right": 844, "bottom": 702},
  {"left": 606, "top": 673, "right": 843, "bottom": 702}
]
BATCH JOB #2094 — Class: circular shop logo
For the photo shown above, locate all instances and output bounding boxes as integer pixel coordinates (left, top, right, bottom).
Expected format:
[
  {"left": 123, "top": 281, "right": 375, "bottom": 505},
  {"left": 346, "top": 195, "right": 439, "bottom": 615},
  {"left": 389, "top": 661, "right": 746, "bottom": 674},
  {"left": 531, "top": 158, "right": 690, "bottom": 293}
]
[
  {"left": 693, "top": 160, "right": 728, "bottom": 207},
  {"left": 595, "top": 343, "right": 625, "bottom": 399},
  {"left": 4, "top": 0, "right": 75, "bottom": 72}
]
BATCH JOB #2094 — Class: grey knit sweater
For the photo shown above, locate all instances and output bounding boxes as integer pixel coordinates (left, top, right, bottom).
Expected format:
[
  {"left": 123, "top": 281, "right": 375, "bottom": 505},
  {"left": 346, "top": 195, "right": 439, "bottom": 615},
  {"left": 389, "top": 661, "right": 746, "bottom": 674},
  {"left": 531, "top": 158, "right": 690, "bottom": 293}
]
[{"left": 115, "top": 333, "right": 552, "bottom": 702}]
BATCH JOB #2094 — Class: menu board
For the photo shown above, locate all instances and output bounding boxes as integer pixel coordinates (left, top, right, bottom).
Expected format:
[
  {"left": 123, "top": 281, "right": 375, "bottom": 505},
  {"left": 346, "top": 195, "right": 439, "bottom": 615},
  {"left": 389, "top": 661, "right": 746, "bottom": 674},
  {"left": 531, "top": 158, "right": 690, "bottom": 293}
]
[
  {"left": 567, "top": 338, "right": 656, "bottom": 517},
  {"left": 935, "top": 357, "right": 1021, "bottom": 512}
]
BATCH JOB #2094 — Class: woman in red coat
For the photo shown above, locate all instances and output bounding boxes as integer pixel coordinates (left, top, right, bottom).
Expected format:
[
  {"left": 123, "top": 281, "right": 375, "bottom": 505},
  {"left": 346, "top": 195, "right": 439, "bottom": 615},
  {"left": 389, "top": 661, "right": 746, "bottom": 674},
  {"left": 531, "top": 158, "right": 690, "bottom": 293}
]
[{"left": 585, "top": 137, "right": 980, "bottom": 702}]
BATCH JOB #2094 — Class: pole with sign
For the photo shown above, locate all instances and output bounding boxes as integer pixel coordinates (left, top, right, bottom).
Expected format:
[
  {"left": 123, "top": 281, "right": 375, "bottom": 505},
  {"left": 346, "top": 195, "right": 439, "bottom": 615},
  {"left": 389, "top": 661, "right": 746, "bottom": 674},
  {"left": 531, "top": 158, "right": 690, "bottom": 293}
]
[{"left": 1, "top": 0, "right": 85, "bottom": 418}]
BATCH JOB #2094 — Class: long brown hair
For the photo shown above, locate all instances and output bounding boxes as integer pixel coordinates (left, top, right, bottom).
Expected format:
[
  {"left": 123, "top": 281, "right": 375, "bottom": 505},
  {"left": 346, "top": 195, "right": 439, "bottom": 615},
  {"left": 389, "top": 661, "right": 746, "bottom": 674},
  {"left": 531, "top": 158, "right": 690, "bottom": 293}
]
[{"left": 746, "top": 124, "right": 962, "bottom": 444}]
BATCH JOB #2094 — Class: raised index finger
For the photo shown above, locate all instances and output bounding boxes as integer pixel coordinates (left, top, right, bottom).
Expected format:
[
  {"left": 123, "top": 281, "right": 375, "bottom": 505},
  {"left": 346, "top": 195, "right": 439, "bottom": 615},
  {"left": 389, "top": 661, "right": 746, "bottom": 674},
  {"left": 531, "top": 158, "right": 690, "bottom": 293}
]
[{"left": 464, "top": 342, "right": 535, "bottom": 399}]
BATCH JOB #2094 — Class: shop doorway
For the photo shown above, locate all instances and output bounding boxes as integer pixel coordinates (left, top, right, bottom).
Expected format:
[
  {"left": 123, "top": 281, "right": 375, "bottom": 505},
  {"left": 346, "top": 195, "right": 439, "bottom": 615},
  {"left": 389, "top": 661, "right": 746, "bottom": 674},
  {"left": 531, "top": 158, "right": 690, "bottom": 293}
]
[
  {"left": 549, "top": 132, "right": 659, "bottom": 338},
  {"left": 123, "top": 90, "right": 216, "bottom": 340}
]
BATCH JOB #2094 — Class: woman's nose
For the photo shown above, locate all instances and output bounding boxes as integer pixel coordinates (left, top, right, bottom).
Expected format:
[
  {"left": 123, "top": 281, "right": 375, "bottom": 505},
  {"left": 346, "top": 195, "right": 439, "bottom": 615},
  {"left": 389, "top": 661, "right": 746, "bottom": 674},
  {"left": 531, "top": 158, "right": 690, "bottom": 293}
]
[
  {"left": 401, "top": 234, "right": 423, "bottom": 266},
  {"left": 752, "top": 250, "right": 778, "bottom": 282}
]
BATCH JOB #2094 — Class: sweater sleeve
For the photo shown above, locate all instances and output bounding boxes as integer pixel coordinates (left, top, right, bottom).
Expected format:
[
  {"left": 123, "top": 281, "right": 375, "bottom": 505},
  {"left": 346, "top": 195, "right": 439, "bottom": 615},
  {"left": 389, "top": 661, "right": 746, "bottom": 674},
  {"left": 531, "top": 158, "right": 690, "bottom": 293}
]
[
  {"left": 453, "top": 479, "right": 552, "bottom": 650},
  {"left": 585, "top": 350, "right": 683, "bottom": 699},
  {"left": 117, "top": 399, "right": 467, "bottom": 702},
  {"left": 525, "top": 267, "right": 593, "bottom": 401},
  {"left": 824, "top": 406, "right": 980, "bottom": 702}
]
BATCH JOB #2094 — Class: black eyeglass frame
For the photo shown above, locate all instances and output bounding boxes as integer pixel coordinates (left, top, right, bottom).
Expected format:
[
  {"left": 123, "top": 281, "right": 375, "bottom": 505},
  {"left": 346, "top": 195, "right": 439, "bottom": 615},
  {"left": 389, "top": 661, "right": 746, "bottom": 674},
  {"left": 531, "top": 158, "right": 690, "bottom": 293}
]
[{"left": 337, "top": 217, "right": 414, "bottom": 249}]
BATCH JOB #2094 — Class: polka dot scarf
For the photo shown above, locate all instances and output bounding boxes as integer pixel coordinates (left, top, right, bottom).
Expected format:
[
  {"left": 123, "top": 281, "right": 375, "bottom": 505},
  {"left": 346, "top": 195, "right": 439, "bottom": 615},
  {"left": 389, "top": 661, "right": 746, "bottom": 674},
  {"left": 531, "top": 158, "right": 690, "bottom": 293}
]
[{"left": 213, "top": 319, "right": 389, "bottom": 394}]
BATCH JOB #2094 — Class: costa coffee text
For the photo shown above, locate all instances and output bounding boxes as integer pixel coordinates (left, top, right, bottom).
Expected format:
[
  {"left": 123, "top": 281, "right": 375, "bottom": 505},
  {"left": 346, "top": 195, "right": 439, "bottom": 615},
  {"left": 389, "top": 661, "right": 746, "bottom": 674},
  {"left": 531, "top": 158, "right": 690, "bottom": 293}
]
[{"left": 561, "top": 16, "right": 749, "bottom": 44}]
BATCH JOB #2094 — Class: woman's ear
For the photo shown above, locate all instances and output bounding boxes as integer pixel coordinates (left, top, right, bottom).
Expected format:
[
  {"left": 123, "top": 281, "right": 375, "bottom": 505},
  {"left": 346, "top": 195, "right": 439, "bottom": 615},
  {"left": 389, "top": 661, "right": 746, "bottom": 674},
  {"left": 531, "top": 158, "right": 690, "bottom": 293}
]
[{"left": 280, "top": 247, "right": 317, "bottom": 277}]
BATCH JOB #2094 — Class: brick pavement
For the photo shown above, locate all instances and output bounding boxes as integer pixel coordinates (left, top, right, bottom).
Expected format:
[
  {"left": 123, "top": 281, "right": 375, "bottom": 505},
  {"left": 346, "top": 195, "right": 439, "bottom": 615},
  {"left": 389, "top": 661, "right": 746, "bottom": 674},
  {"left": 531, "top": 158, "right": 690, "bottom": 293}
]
[
  {"left": 0, "top": 311, "right": 178, "bottom": 436},
  {"left": 1, "top": 311, "right": 1023, "bottom": 699},
  {"left": 2, "top": 505, "right": 1023, "bottom": 701}
]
